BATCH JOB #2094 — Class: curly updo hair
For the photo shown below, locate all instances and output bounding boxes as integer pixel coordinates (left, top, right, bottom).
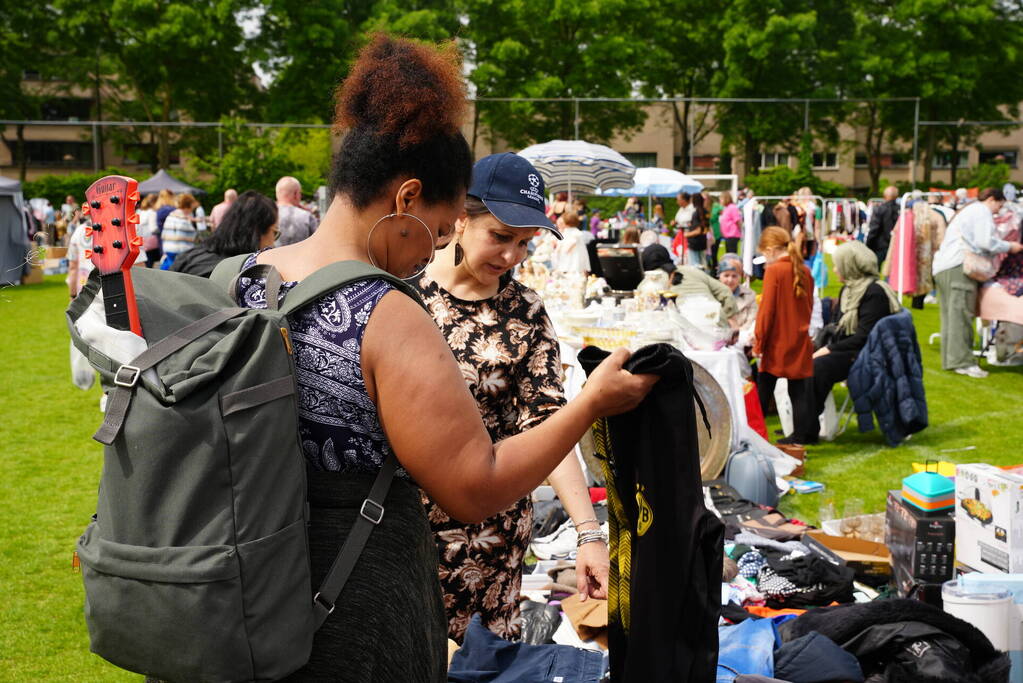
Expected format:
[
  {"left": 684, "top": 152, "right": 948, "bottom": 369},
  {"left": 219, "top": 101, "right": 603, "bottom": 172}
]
[{"left": 329, "top": 34, "right": 473, "bottom": 210}]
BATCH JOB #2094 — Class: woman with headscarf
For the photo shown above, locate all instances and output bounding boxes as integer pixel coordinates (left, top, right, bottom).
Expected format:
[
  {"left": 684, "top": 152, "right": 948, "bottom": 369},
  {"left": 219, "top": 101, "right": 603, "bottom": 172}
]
[{"left": 800, "top": 240, "right": 901, "bottom": 442}]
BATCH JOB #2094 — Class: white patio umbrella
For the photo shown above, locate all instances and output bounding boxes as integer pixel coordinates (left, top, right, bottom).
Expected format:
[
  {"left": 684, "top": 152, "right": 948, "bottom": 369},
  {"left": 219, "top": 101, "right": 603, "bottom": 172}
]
[
  {"left": 598, "top": 167, "right": 705, "bottom": 223},
  {"left": 598, "top": 167, "right": 704, "bottom": 197},
  {"left": 517, "top": 139, "right": 636, "bottom": 195}
]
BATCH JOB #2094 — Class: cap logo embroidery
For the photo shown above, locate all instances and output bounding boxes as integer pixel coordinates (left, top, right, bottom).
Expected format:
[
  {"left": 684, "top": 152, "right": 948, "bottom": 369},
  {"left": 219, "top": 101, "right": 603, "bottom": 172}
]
[{"left": 528, "top": 173, "right": 540, "bottom": 188}]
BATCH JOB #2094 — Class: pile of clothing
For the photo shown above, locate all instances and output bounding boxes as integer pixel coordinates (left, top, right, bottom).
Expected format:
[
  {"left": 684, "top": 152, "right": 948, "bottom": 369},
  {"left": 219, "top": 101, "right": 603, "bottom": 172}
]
[{"left": 708, "top": 481, "right": 1010, "bottom": 682}]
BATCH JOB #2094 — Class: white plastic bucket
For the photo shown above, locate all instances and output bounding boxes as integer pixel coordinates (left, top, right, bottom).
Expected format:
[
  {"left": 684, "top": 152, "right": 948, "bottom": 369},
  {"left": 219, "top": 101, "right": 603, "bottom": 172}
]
[{"left": 943, "top": 580, "right": 1012, "bottom": 651}]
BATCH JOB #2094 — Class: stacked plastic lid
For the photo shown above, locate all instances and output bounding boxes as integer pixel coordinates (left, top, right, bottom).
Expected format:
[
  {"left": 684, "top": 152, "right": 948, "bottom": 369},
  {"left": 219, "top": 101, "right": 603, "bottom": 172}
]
[{"left": 902, "top": 469, "right": 955, "bottom": 513}]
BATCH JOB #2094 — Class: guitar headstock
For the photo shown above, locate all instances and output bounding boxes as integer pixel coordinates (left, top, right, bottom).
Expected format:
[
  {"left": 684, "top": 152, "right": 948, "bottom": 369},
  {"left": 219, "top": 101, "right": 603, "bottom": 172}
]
[{"left": 83, "top": 175, "right": 142, "bottom": 276}]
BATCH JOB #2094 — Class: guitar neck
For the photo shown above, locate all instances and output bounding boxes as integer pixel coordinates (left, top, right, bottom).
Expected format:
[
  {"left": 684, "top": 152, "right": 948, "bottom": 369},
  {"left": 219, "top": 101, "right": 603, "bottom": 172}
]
[{"left": 99, "top": 271, "right": 141, "bottom": 335}]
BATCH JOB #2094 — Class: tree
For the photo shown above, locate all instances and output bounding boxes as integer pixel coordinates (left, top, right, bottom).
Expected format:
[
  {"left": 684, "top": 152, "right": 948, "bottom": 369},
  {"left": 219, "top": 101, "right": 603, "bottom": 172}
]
[
  {"left": 635, "top": 0, "right": 723, "bottom": 172},
  {"left": 712, "top": 0, "right": 856, "bottom": 173},
  {"left": 0, "top": 3, "right": 59, "bottom": 180},
  {"left": 461, "top": 0, "right": 647, "bottom": 151},
  {"left": 55, "top": 0, "right": 259, "bottom": 170},
  {"left": 886, "top": 0, "right": 1023, "bottom": 185},
  {"left": 838, "top": 0, "right": 919, "bottom": 195},
  {"left": 253, "top": 1, "right": 459, "bottom": 124}
]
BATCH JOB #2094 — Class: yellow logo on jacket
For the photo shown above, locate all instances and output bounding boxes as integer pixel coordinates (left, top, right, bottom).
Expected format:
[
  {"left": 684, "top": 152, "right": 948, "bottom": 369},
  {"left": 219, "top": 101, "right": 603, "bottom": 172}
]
[{"left": 636, "top": 485, "right": 653, "bottom": 536}]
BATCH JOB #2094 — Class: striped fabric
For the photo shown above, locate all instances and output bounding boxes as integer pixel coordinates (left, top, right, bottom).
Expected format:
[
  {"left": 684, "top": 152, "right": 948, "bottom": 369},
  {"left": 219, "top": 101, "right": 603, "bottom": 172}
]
[
  {"left": 161, "top": 211, "right": 197, "bottom": 255},
  {"left": 517, "top": 140, "right": 636, "bottom": 194},
  {"left": 592, "top": 417, "right": 632, "bottom": 636}
]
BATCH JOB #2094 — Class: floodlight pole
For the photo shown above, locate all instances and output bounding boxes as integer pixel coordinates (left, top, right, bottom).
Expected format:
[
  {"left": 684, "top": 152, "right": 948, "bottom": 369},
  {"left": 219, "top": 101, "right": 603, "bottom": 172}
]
[{"left": 911, "top": 98, "right": 920, "bottom": 189}]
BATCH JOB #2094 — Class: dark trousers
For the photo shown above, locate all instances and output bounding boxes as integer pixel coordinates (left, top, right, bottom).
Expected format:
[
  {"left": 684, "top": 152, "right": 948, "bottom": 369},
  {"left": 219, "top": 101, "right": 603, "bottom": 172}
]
[
  {"left": 758, "top": 371, "right": 817, "bottom": 443},
  {"left": 724, "top": 237, "right": 740, "bottom": 254},
  {"left": 803, "top": 352, "right": 857, "bottom": 440},
  {"left": 708, "top": 238, "right": 720, "bottom": 270}
]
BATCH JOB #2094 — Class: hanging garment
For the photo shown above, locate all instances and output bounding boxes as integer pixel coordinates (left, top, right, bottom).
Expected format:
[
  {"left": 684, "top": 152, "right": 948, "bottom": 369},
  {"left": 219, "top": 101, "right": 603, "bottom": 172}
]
[
  {"left": 742, "top": 202, "right": 763, "bottom": 276},
  {"left": 579, "top": 344, "right": 724, "bottom": 683},
  {"left": 885, "top": 210, "right": 917, "bottom": 294}
]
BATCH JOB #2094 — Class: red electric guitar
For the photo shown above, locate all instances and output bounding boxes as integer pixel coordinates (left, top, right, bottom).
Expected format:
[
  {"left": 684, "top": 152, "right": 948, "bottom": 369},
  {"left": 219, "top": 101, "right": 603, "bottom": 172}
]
[{"left": 83, "top": 175, "right": 144, "bottom": 337}]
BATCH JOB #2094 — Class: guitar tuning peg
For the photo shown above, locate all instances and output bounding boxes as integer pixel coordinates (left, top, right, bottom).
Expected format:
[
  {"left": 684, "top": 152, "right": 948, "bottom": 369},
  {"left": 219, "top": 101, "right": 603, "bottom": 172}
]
[
  {"left": 128, "top": 191, "right": 140, "bottom": 202},
  {"left": 130, "top": 236, "right": 144, "bottom": 247},
  {"left": 84, "top": 227, "right": 93, "bottom": 238},
  {"left": 84, "top": 249, "right": 93, "bottom": 259},
  {"left": 82, "top": 203, "right": 91, "bottom": 216},
  {"left": 128, "top": 213, "right": 139, "bottom": 224}
]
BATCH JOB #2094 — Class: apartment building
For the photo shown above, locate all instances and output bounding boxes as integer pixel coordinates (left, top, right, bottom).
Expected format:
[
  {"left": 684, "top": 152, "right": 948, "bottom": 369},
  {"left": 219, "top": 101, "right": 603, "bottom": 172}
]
[{"left": 5, "top": 90, "right": 1022, "bottom": 191}]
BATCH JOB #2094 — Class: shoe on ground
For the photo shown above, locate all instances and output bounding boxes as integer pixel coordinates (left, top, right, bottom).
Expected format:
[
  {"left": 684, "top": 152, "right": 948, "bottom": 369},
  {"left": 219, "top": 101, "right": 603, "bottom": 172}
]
[
  {"left": 954, "top": 365, "right": 989, "bottom": 378},
  {"left": 924, "top": 294, "right": 937, "bottom": 304}
]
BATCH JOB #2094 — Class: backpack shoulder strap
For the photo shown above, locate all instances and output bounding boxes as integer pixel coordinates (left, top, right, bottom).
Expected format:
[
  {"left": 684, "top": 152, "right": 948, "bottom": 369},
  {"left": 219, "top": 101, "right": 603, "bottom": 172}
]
[{"left": 278, "top": 260, "right": 426, "bottom": 314}]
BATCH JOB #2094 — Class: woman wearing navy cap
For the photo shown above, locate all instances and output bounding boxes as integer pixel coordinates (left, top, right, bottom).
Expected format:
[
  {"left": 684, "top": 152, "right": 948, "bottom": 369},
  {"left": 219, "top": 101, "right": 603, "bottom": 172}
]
[{"left": 417, "top": 153, "right": 609, "bottom": 643}]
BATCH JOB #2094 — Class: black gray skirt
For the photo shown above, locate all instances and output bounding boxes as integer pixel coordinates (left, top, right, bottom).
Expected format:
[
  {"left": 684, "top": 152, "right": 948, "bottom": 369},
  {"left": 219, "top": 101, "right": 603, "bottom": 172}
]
[{"left": 280, "top": 470, "right": 447, "bottom": 682}]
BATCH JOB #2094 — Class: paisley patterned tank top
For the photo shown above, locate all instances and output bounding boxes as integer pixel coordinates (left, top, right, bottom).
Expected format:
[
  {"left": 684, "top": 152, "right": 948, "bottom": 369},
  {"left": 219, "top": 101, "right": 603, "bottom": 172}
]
[{"left": 235, "top": 252, "right": 405, "bottom": 477}]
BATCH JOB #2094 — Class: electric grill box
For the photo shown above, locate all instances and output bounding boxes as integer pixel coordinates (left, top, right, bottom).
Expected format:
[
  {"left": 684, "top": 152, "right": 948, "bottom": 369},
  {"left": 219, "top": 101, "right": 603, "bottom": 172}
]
[
  {"left": 955, "top": 464, "right": 1023, "bottom": 574},
  {"left": 886, "top": 490, "right": 955, "bottom": 596}
]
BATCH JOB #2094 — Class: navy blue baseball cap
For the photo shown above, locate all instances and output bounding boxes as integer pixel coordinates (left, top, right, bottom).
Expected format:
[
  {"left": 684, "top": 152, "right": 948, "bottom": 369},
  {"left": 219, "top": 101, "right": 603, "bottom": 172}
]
[{"left": 468, "top": 153, "right": 562, "bottom": 238}]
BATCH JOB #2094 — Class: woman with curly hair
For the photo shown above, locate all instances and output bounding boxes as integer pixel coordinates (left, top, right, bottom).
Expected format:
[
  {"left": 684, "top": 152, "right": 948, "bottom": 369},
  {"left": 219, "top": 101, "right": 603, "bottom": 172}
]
[{"left": 230, "top": 35, "right": 654, "bottom": 681}]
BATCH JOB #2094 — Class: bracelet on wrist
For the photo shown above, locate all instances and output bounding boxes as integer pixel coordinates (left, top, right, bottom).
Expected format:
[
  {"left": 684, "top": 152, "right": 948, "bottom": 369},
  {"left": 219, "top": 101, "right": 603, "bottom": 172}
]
[
  {"left": 573, "top": 518, "right": 599, "bottom": 529},
  {"left": 577, "top": 535, "right": 608, "bottom": 547}
]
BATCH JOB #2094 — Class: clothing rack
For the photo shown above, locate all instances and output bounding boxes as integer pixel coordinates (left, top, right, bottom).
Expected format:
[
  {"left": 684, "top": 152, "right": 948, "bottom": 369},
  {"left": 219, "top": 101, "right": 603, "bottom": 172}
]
[
  {"left": 740, "top": 194, "right": 824, "bottom": 278},
  {"left": 822, "top": 198, "right": 865, "bottom": 237},
  {"left": 894, "top": 191, "right": 946, "bottom": 295}
]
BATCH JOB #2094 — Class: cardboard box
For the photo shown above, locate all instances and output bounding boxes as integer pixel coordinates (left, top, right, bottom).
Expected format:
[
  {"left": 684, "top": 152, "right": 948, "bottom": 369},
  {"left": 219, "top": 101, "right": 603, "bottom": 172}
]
[
  {"left": 886, "top": 490, "right": 955, "bottom": 597},
  {"left": 804, "top": 529, "right": 892, "bottom": 586},
  {"left": 956, "top": 464, "right": 1023, "bottom": 574},
  {"left": 20, "top": 264, "right": 43, "bottom": 285}
]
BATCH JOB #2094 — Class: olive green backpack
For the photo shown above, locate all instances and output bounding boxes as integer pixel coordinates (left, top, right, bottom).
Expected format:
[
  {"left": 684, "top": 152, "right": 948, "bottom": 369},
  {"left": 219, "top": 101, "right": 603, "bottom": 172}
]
[{"left": 67, "top": 255, "right": 422, "bottom": 682}]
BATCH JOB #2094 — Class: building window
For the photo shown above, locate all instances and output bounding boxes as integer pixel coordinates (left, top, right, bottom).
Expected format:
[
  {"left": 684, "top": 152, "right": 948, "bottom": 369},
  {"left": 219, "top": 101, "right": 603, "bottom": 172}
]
[
  {"left": 40, "top": 98, "right": 93, "bottom": 122},
  {"left": 691, "top": 155, "right": 719, "bottom": 170},
  {"left": 11, "top": 140, "right": 94, "bottom": 168},
  {"left": 933, "top": 150, "right": 969, "bottom": 168},
  {"left": 759, "top": 152, "right": 789, "bottom": 168},
  {"left": 622, "top": 152, "right": 657, "bottom": 168},
  {"left": 855, "top": 153, "right": 909, "bottom": 168},
  {"left": 979, "top": 149, "right": 1018, "bottom": 168},
  {"left": 812, "top": 152, "right": 839, "bottom": 170},
  {"left": 118, "top": 143, "right": 179, "bottom": 166}
]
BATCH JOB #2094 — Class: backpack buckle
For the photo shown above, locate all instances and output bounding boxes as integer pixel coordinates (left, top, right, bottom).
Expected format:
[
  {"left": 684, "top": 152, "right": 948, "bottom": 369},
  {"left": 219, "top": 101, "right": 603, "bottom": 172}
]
[
  {"left": 312, "top": 592, "right": 335, "bottom": 615},
  {"left": 114, "top": 365, "right": 141, "bottom": 388},
  {"left": 360, "top": 499, "right": 385, "bottom": 525}
]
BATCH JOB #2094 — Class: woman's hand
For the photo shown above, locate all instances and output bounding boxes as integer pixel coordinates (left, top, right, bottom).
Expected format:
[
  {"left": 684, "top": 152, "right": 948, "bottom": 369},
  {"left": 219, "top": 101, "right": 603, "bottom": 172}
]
[
  {"left": 574, "top": 538, "right": 609, "bottom": 602},
  {"left": 813, "top": 346, "right": 831, "bottom": 359},
  {"left": 580, "top": 348, "right": 658, "bottom": 417}
]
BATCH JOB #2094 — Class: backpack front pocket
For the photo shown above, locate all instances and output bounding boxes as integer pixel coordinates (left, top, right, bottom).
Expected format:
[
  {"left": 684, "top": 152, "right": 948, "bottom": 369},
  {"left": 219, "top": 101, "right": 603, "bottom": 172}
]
[{"left": 77, "top": 521, "right": 253, "bottom": 682}]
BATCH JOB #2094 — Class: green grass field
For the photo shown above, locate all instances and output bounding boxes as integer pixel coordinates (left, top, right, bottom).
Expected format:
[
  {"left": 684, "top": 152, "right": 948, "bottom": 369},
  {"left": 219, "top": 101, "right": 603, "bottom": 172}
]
[{"left": 1, "top": 271, "right": 1020, "bottom": 680}]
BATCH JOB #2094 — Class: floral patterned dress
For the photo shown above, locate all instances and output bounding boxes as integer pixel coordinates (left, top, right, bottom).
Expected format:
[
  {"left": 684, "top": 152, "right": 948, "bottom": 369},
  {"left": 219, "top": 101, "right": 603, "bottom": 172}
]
[{"left": 417, "top": 272, "right": 566, "bottom": 643}]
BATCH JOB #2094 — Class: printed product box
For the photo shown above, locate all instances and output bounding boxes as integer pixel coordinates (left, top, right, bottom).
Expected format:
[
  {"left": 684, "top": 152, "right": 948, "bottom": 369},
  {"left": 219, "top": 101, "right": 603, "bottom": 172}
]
[
  {"left": 955, "top": 464, "right": 1023, "bottom": 574},
  {"left": 885, "top": 490, "right": 955, "bottom": 597}
]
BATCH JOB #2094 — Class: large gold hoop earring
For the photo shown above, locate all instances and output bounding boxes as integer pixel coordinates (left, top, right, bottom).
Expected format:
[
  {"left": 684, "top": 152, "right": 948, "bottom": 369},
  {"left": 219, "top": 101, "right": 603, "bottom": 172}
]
[{"left": 366, "top": 212, "right": 435, "bottom": 278}]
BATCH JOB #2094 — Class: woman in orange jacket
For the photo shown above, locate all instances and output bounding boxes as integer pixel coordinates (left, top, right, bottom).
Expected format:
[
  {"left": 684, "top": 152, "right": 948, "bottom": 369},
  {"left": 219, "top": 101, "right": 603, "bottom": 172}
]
[{"left": 753, "top": 226, "right": 817, "bottom": 445}]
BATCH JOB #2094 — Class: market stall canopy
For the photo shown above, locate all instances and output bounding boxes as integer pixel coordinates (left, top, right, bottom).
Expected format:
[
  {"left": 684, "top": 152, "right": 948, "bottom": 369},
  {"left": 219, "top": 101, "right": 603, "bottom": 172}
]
[
  {"left": 598, "top": 167, "right": 704, "bottom": 197},
  {"left": 0, "top": 173, "right": 30, "bottom": 286},
  {"left": 138, "top": 169, "right": 206, "bottom": 196},
  {"left": 0, "top": 174, "right": 22, "bottom": 194},
  {"left": 517, "top": 140, "right": 636, "bottom": 195}
]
